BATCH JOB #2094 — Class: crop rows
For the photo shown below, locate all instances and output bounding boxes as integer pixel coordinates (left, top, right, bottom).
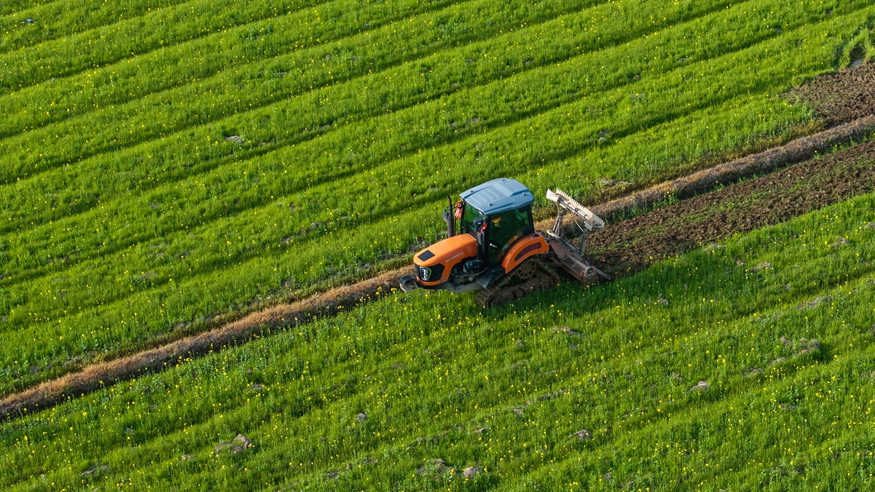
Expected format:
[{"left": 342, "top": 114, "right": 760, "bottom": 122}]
[
  {"left": 2, "top": 0, "right": 759, "bottom": 231},
  {"left": 1, "top": 188, "right": 873, "bottom": 489},
  {"left": 1, "top": 0, "right": 871, "bottom": 394},
  {"left": 0, "top": 0, "right": 489, "bottom": 138},
  {"left": 0, "top": 0, "right": 184, "bottom": 53},
  {"left": 7, "top": 0, "right": 831, "bottom": 267},
  {"left": 0, "top": 0, "right": 357, "bottom": 92}
]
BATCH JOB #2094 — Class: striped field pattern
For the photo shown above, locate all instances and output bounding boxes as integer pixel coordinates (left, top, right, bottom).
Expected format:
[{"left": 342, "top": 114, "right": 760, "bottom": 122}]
[{"left": 0, "top": 1, "right": 874, "bottom": 488}]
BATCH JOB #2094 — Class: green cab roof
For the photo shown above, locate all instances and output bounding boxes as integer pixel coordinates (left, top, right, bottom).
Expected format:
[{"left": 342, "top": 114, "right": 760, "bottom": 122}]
[{"left": 460, "top": 178, "right": 534, "bottom": 215}]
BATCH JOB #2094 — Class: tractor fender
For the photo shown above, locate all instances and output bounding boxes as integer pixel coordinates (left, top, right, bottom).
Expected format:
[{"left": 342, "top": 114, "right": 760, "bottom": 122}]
[{"left": 501, "top": 233, "right": 549, "bottom": 274}]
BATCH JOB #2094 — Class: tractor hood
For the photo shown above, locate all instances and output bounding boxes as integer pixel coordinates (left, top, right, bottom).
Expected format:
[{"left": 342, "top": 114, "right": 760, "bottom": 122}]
[
  {"left": 414, "top": 233, "right": 477, "bottom": 267},
  {"left": 412, "top": 233, "right": 477, "bottom": 284}
]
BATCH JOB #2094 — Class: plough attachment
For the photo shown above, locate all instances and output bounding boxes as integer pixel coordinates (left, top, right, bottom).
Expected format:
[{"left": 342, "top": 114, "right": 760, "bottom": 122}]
[{"left": 544, "top": 188, "right": 610, "bottom": 285}]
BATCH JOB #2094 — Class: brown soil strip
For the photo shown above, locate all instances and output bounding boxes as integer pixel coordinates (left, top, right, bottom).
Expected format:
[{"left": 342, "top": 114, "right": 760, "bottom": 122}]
[
  {"left": 589, "top": 137, "right": 875, "bottom": 276},
  {"left": 786, "top": 61, "right": 875, "bottom": 127},
  {"left": 2, "top": 64, "right": 873, "bottom": 422},
  {"left": 590, "top": 115, "right": 875, "bottom": 223}
]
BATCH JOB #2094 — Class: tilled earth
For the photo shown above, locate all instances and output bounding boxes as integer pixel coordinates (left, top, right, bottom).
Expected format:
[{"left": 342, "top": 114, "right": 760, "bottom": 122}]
[
  {"left": 590, "top": 139, "right": 875, "bottom": 276},
  {"left": 592, "top": 61, "right": 875, "bottom": 276},
  {"left": 787, "top": 61, "right": 875, "bottom": 127}
]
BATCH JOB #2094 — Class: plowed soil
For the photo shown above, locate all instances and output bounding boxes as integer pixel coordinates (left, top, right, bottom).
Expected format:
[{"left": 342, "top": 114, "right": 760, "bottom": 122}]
[
  {"left": 590, "top": 138, "right": 875, "bottom": 276},
  {"left": 592, "top": 61, "right": 875, "bottom": 275},
  {"left": 787, "top": 61, "right": 875, "bottom": 127}
]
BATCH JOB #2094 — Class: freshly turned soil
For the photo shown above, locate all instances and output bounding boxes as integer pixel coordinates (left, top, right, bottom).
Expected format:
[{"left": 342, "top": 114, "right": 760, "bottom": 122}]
[
  {"left": 786, "top": 61, "right": 875, "bottom": 127},
  {"left": 589, "top": 139, "right": 875, "bottom": 276}
]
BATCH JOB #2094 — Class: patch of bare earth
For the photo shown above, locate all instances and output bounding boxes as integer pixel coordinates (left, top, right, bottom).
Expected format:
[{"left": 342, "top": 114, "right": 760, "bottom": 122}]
[
  {"left": 787, "top": 61, "right": 875, "bottom": 127},
  {"left": 590, "top": 138, "right": 875, "bottom": 276}
]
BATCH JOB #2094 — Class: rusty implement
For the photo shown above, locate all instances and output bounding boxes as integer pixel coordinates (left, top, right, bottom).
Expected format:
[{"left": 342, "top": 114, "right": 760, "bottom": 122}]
[{"left": 544, "top": 188, "right": 610, "bottom": 285}]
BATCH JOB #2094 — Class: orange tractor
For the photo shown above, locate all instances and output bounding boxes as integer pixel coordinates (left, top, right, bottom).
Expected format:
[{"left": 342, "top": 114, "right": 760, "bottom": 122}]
[{"left": 399, "top": 178, "right": 609, "bottom": 306}]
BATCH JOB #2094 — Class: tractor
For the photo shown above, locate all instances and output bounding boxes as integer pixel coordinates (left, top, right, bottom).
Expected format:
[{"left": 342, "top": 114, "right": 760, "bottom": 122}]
[{"left": 399, "top": 178, "right": 609, "bottom": 306}]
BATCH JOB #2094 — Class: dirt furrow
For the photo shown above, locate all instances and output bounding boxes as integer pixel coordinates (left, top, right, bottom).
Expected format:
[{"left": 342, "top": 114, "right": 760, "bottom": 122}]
[
  {"left": 590, "top": 136, "right": 875, "bottom": 277},
  {"left": 591, "top": 116, "right": 875, "bottom": 223}
]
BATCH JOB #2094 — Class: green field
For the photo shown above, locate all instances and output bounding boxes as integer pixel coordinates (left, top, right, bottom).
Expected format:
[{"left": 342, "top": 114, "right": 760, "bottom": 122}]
[
  {"left": 3, "top": 180, "right": 875, "bottom": 490},
  {"left": 2, "top": 0, "right": 872, "bottom": 393},
  {"left": 1, "top": 0, "right": 875, "bottom": 488}
]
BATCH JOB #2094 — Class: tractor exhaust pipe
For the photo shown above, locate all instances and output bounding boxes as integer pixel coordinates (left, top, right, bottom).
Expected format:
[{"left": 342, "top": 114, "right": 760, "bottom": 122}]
[{"left": 443, "top": 195, "right": 456, "bottom": 238}]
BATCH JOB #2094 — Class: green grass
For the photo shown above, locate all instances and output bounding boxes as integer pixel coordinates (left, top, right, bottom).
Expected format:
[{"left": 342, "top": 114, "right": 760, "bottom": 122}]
[
  {"left": 0, "top": 0, "right": 185, "bottom": 53},
  {"left": 0, "top": 0, "right": 335, "bottom": 91},
  {"left": 3, "top": 0, "right": 872, "bottom": 394},
  {"left": 2, "top": 0, "right": 874, "bottom": 487},
  {"left": 1, "top": 179, "right": 873, "bottom": 490}
]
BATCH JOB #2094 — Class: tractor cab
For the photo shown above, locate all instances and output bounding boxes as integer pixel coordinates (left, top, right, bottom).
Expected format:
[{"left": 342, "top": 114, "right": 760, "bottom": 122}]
[
  {"left": 401, "top": 178, "right": 547, "bottom": 293},
  {"left": 399, "top": 177, "right": 609, "bottom": 305},
  {"left": 456, "top": 178, "right": 535, "bottom": 265}
]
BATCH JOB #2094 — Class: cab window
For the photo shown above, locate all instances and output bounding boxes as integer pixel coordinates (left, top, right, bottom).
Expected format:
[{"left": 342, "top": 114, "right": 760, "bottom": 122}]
[
  {"left": 487, "top": 206, "right": 534, "bottom": 263},
  {"left": 460, "top": 203, "right": 484, "bottom": 234}
]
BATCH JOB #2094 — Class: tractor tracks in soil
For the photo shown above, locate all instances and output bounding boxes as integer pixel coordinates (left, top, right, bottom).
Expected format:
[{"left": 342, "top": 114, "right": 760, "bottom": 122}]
[{"left": 2, "top": 63, "right": 874, "bottom": 422}]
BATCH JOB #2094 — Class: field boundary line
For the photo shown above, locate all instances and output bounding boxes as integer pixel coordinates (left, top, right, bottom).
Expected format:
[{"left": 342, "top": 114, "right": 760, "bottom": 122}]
[{"left": 1, "top": 114, "right": 874, "bottom": 422}]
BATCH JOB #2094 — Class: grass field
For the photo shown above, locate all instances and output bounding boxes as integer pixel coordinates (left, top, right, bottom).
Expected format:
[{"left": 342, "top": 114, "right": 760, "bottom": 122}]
[
  {"left": 1, "top": 0, "right": 875, "bottom": 488},
  {"left": 2, "top": 181, "right": 874, "bottom": 490},
  {"left": 2, "top": 0, "right": 873, "bottom": 395}
]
